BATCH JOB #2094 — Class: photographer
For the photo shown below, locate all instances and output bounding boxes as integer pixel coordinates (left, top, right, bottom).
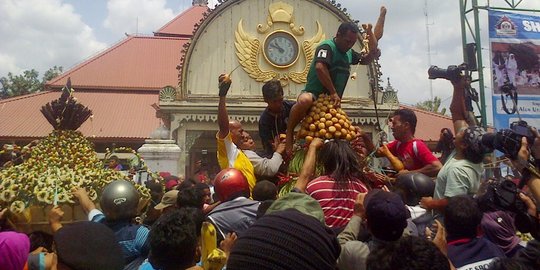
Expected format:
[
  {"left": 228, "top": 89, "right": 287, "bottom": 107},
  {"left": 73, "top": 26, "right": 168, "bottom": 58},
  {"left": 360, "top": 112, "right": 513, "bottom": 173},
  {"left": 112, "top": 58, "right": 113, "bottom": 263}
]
[
  {"left": 420, "top": 75, "right": 489, "bottom": 212},
  {"left": 435, "top": 128, "right": 455, "bottom": 164},
  {"left": 513, "top": 134, "right": 540, "bottom": 203},
  {"left": 487, "top": 135, "right": 540, "bottom": 269}
]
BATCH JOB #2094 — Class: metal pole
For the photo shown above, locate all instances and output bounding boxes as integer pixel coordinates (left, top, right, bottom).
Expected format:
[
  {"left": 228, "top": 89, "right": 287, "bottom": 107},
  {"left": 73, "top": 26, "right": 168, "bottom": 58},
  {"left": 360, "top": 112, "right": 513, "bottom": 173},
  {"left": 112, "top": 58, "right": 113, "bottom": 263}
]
[
  {"left": 472, "top": 0, "right": 488, "bottom": 127},
  {"left": 459, "top": 0, "right": 468, "bottom": 63}
]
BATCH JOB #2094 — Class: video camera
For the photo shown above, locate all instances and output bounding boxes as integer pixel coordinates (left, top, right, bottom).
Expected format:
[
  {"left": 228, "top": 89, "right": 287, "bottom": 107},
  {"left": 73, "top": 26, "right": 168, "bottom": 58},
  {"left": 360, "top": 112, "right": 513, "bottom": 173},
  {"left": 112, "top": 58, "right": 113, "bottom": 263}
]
[
  {"left": 427, "top": 62, "right": 480, "bottom": 124},
  {"left": 428, "top": 43, "right": 478, "bottom": 82},
  {"left": 481, "top": 120, "right": 535, "bottom": 160},
  {"left": 428, "top": 63, "right": 469, "bottom": 82},
  {"left": 478, "top": 120, "right": 540, "bottom": 239},
  {"left": 477, "top": 179, "right": 539, "bottom": 239}
]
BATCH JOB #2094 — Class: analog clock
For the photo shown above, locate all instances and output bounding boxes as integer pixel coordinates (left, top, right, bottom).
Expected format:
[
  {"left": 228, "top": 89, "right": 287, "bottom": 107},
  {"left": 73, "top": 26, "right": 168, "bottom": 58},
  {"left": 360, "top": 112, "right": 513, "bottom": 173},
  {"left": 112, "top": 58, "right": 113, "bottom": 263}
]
[{"left": 263, "top": 31, "right": 299, "bottom": 68}]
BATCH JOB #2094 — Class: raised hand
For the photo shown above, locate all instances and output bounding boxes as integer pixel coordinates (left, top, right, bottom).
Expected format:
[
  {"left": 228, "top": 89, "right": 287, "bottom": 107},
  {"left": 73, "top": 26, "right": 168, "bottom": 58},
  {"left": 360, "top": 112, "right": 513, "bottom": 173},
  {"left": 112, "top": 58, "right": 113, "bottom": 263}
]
[
  {"left": 353, "top": 192, "right": 368, "bottom": 219},
  {"left": 429, "top": 220, "right": 448, "bottom": 256},
  {"left": 274, "top": 135, "right": 286, "bottom": 155},
  {"left": 358, "top": 23, "right": 380, "bottom": 63},
  {"left": 310, "top": 137, "right": 324, "bottom": 149},
  {"left": 71, "top": 187, "right": 89, "bottom": 200},
  {"left": 48, "top": 205, "right": 65, "bottom": 232},
  {"left": 48, "top": 206, "right": 64, "bottom": 224},
  {"left": 218, "top": 74, "right": 232, "bottom": 97}
]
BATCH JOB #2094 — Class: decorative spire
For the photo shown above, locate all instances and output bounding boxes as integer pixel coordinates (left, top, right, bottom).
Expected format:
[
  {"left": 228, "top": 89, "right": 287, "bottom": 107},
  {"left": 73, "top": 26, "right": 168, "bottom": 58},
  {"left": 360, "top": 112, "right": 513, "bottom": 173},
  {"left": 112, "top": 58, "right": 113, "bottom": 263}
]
[
  {"left": 382, "top": 77, "right": 399, "bottom": 104},
  {"left": 385, "top": 77, "right": 396, "bottom": 92},
  {"left": 192, "top": 0, "right": 208, "bottom": 6}
]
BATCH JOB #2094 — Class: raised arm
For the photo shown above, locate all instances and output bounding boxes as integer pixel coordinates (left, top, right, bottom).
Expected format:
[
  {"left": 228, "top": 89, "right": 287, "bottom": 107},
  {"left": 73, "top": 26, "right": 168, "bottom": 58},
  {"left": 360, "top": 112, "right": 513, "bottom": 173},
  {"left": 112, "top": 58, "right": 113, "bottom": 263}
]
[
  {"left": 373, "top": 6, "right": 387, "bottom": 41},
  {"left": 71, "top": 187, "right": 96, "bottom": 215},
  {"left": 48, "top": 206, "right": 64, "bottom": 233},
  {"left": 449, "top": 76, "right": 471, "bottom": 134},
  {"left": 294, "top": 138, "right": 324, "bottom": 193},
  {"left": 218, "top": 74, "right": 232, "bottom": 139}
]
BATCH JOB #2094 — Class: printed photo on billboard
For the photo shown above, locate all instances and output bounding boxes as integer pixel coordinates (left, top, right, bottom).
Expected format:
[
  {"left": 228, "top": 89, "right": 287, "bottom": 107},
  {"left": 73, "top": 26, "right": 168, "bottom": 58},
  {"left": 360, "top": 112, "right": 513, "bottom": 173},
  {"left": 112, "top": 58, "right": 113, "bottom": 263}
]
[{"left": 491, "top": 41, "right": 540, "bottom": 95}]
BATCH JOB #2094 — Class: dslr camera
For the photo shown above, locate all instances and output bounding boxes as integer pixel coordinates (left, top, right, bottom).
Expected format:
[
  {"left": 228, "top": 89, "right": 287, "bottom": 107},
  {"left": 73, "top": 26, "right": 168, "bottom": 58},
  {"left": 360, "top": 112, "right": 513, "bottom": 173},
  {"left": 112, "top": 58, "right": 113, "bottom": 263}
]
[
  {"left": 428, "top": 63, "right": 468, "bottom": 82},
  {"left": 481, "top": 120, "right": 535, "bottom": 159}
]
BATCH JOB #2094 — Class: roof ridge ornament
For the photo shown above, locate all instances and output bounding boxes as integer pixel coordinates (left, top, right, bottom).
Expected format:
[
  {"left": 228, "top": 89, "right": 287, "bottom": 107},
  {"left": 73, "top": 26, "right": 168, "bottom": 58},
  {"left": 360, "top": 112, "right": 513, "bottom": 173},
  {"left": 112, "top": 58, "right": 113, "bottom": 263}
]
[
  {"left": 257, "top": 1, "right": 304, "bottom": 36},
  {"left": 269, "top": 1, "right": 293, "bottom": 23}
]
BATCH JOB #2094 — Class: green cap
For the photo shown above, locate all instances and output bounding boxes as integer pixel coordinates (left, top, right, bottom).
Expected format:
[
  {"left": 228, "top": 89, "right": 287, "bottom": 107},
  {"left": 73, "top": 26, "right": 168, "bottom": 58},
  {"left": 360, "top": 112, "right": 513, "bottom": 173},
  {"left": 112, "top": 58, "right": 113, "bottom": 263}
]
[{"left": 266, "top": 192, "right": 325, "bottom": 224}]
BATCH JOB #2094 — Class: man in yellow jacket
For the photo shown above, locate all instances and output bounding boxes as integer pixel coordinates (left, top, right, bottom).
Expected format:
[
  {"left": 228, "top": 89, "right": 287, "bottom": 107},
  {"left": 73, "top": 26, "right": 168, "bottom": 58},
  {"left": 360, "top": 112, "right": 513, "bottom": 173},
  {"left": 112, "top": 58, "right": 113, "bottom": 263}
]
[{"left": 216, "top": 74, "right": 257, "bottom": 193}]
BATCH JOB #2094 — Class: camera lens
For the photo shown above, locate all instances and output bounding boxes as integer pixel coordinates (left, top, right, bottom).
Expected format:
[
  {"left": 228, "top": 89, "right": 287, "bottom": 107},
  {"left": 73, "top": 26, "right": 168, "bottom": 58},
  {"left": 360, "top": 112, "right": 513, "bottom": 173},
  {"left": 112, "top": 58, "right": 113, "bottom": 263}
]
[{"left": 480, "top": 133, "right": 497, "bottom": 151}]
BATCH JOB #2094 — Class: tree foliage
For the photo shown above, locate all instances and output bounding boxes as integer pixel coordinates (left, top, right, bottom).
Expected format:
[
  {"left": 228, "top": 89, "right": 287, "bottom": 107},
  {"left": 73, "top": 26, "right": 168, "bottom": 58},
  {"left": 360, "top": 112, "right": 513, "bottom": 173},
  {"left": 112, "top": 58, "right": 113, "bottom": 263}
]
[
  {"left": 0, "top": 66, "right": 63, "bottom": 99},
  {"left": 414, "top": 96, "right": 447, "bottom": 115}
]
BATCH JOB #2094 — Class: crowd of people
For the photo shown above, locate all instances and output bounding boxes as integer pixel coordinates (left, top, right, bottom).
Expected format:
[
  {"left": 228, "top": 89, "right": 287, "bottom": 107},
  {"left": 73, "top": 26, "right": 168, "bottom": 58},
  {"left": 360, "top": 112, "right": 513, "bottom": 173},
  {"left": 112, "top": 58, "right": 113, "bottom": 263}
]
[
  {"left": 2, "top": 125, "right": 540, "bottom": 269},
  {"left": 1, "top": 11, "right": 540, "bottom": 270}
]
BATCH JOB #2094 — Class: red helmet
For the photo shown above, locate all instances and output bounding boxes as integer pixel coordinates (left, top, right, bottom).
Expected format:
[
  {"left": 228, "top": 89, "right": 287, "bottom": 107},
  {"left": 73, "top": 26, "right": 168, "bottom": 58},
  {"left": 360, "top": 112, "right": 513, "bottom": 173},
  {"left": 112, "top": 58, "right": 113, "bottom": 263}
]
[{"left": 214, "top": 168, "right": 250, "bottom": 202}]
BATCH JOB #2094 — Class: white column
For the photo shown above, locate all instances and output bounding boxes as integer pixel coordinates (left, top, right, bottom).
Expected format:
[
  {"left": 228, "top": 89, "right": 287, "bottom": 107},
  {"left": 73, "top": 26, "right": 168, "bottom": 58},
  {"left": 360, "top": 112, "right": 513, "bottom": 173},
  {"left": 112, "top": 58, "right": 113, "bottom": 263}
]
[{"left": 138, "top": 139, "right": 181, "bottom": 175}]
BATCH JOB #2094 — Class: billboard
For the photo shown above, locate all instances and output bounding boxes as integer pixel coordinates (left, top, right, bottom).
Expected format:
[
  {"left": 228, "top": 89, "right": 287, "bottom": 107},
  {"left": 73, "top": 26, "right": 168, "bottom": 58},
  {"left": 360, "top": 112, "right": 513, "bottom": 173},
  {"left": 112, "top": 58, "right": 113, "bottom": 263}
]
[{"left": 489, "top": 10, "right": 540, "bottom": 130}]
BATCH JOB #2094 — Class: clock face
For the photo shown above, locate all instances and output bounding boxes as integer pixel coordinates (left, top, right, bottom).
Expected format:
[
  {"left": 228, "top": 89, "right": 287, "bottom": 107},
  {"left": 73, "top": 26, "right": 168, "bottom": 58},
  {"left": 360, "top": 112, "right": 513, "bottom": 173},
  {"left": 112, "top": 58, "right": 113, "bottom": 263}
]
[{"left": 263, "top": 31, "right": 299, "bottom": 68}]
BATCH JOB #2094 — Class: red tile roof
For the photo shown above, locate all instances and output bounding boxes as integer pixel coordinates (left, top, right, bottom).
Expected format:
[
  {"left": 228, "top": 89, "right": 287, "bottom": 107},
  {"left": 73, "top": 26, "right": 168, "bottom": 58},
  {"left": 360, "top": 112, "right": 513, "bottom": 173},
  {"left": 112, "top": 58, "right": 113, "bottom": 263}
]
[
  {"left": 46, "top": 36, "right": 188, "bottom": 91},
  {"left": 155, "top": 6, "right": 207, "bottom": 37},
  {"left": 0, "top": 91, "right": 160, "bottom": 140},
  {"left": 400, "top": 104, "right": 453, "bottom": 141},
  {"left": 14, "top": 6, "right": 208, "bottom": 141}
]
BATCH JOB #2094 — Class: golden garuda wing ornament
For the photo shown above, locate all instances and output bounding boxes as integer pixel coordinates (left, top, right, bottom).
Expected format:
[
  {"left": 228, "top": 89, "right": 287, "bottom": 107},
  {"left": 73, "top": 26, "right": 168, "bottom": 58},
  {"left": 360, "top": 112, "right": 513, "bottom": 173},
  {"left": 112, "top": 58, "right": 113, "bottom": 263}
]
[
  {"left": 235, "top": 19, "right": 278, "bottom": 82},
  {"left": 288, "top": 21, "right": 325, "bottom": 84}
]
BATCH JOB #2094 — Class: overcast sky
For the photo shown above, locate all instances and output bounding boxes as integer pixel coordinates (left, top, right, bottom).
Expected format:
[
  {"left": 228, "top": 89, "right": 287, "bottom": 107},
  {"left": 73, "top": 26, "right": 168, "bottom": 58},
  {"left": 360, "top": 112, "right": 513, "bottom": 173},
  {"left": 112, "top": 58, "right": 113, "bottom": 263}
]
[{"left": 1, "top": 0, "right": 539, "bottom": 122}]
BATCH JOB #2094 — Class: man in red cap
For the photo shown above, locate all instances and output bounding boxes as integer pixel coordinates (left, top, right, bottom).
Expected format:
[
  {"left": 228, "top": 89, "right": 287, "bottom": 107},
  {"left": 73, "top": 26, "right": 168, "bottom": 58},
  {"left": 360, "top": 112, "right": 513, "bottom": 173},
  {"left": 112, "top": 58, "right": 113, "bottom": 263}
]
[{"left": 206, "top": 168, "right": 260, "bottom": 241}]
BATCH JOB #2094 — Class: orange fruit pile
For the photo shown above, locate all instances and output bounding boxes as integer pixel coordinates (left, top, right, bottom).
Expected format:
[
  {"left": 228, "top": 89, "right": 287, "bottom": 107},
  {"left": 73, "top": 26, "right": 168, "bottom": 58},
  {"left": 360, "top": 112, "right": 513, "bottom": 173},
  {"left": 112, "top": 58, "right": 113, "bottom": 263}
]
[{"left": 297, "top": 94, "right": 357, "bottom": 142}]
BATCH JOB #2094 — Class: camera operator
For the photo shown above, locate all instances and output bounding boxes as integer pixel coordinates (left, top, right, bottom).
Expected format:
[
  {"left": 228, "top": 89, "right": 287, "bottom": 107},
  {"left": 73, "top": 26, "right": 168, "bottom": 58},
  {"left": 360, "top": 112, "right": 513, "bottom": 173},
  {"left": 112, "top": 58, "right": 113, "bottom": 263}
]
[
  {"left": 420, "top": 75, "right": 490, "bottom": 213},
  {"left": 512, "top": 134, "right": 540, "bottom": 202},
  {"left": 487, "top": 135, "right": 540, "bottom": 269},
  {"left": 435, "top": 128, "right": 455, "bottom": 164}
]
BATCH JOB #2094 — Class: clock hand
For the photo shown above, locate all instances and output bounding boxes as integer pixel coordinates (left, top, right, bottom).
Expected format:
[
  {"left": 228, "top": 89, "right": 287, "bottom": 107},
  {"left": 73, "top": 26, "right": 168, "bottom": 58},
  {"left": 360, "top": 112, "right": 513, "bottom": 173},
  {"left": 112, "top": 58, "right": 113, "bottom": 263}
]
[{"left": 270, "top": 42, "right": 285, "bottom": 53}]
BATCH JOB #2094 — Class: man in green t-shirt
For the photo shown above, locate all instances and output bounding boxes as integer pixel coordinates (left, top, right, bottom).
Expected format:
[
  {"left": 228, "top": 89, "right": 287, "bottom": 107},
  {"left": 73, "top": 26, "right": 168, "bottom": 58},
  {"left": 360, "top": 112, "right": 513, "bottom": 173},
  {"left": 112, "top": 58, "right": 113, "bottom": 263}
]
[{"left": 285, "top": 14, "right": 385, "bottom": 153}]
